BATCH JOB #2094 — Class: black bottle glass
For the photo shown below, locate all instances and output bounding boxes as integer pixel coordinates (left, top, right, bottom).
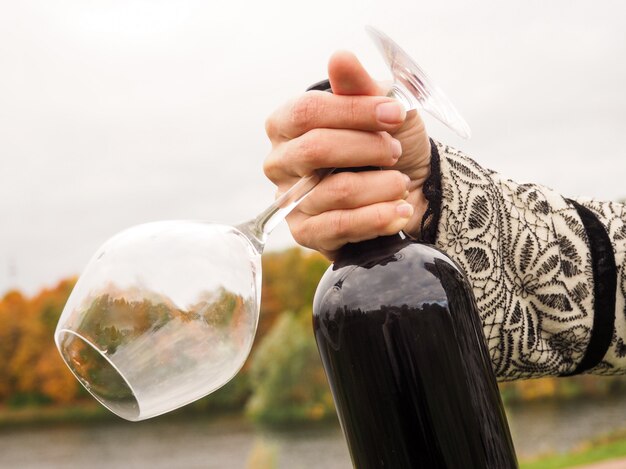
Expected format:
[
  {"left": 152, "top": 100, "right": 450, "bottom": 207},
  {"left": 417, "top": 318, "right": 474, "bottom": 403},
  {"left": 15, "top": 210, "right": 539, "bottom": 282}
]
[{"left": 312, "top": 235, "right": 518, "bottom": 468}]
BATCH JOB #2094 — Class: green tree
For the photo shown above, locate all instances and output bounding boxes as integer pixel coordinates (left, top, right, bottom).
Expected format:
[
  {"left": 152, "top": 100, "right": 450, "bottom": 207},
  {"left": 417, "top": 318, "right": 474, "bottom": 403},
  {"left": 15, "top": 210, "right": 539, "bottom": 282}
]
[{"left": 246, "top": 309, "right": 335, "bottom": 424}]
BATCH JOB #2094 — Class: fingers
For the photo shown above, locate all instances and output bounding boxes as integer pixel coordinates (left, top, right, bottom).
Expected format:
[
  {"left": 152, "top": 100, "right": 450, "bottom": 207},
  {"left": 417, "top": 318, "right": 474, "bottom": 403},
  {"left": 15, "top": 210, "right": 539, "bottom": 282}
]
[
  {"left": 328, "top": 50, "right": 383, "bottom": 96},
  {"left": 264, "top": 129, "right": 402, "bottom": 181},
  {"left": 288, "top": 199, "right": 414, "bottom": 257},
  {"left": 265, "top": 91, "right": 406, "bottom": 142},
  {"left": 262, "top": 48, "right": 432, "bottom": 257},
  {"left": 298, "top": 170, "right": 411, "bottom": 215},
  {"left": 328, "top": 51, "right": 385, "bottom": 96},
  {"left": 285, "top": 169, "right": 414, "bottom": 257},
  {"left": 265, "top": 50, "right": 400, "bottom": 143}
]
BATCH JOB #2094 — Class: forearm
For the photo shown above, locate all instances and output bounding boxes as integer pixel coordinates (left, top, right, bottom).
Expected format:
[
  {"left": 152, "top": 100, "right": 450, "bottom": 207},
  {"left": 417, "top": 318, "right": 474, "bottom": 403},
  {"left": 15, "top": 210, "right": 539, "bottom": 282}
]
[{"left": 422, "top": 141, "right": 625, "bottom": 380}]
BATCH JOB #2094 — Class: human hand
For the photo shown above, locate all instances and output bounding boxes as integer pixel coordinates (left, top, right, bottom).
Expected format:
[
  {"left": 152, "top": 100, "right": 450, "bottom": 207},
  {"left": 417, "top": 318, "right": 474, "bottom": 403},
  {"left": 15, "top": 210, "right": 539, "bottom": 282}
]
[{"left": 263, "top": 51, "right": 432, "bottom": 260}]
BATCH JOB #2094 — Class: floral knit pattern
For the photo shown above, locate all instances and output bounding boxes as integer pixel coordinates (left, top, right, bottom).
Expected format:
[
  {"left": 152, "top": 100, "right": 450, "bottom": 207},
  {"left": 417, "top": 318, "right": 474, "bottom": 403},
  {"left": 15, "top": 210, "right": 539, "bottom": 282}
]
[{"left": 429, "top": 142, "right": 626, "bottom": 380}]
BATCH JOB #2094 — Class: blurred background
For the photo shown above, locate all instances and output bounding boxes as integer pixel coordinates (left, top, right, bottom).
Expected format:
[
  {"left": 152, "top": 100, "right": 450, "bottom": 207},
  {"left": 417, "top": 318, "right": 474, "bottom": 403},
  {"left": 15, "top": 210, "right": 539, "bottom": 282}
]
[{"left": 1, "top": 1, "right": 626, "bottom": 468}]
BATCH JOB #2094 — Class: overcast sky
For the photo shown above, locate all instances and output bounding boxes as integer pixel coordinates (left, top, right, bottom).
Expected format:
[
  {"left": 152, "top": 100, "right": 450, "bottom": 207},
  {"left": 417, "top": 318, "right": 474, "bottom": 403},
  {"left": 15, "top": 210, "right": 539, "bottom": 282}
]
[{"left": 1, "top": 0, "right": 625, "bottom": 295}]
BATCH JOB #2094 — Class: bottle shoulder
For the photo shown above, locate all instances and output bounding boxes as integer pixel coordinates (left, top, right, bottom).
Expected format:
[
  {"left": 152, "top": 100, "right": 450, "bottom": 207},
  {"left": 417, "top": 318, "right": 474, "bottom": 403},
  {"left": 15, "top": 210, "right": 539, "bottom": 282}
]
[{"left": 313, "top": 239, "right": 465, "bottom": 316}]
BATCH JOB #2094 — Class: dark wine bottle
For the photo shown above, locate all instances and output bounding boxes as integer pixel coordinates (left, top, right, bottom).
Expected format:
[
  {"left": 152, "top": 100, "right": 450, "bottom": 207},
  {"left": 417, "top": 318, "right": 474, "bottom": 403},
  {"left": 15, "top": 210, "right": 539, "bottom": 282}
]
[{"left": 312, "top": 235, "right": 518, "bottom": 468}]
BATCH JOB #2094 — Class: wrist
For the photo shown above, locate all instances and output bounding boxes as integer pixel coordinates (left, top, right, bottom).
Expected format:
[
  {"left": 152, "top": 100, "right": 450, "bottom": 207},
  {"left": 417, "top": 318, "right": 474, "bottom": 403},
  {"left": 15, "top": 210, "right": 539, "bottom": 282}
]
[{"left": 414, "top": 139, "right": 442, "bottom": 243}]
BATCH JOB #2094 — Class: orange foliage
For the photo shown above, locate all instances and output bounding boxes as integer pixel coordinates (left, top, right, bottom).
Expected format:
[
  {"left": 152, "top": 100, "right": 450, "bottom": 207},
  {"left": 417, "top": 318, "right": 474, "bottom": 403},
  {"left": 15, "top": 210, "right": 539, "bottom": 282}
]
[
  {"left": 259, "top": 248, "right": 328, "bottom": 336},
  {"left": 515, "top": 377, "right": 558, "bottom": 402},
  {"left": 0, "top": 249, "right": 330, "bottom": 408},
  {"left": 0, "top": 291, "right": 27, "bottom": 399},
  {"left": 0, "top": 279, "right": 80, "bottom": 405},
  {"left": 3, "top": 248, "right": 625, "bottom": 412}
]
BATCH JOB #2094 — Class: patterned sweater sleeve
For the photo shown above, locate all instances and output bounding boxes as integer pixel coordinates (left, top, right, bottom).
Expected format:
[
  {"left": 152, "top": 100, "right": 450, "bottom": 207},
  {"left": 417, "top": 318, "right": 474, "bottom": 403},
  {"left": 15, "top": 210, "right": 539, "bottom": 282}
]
[{"left": 420, "top": 140, "right": 626, "bottom": 381}]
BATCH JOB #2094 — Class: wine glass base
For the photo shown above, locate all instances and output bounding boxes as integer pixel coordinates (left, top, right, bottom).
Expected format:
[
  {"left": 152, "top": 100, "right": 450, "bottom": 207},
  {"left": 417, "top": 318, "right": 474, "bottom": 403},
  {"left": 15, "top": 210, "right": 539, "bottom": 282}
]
[{"left": 366, "top": 25, "right": 472, "bottom": 139}]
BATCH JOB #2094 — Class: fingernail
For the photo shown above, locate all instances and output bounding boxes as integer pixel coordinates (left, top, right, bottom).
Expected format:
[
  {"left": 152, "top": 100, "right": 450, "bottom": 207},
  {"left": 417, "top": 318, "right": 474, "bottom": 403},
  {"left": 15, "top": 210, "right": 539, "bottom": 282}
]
[
  {"left": 403, "top": 174, "right": 411, "bottom": 190},
  {"left": 376, "top": 101, "right": 406, "bottom": 124},
  {"left": 391, "top": 139, "right": 402, "bottom": 159},
  {"left": 396, "top": 202, "right": 414, "bottom": 218}
]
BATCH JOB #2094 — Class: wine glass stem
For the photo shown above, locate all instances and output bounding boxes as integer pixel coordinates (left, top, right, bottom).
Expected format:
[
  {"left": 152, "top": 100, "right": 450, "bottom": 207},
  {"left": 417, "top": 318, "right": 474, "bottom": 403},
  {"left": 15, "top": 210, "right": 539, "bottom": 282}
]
[
  {"left": 237, "top": 168, "right": 333, "bottom": 253},
  {"left": 237, "top": 86, "right": 413, "bottom": 253},
  {"left": 388, "top": 83, "right": 417, "bottom": 112}
]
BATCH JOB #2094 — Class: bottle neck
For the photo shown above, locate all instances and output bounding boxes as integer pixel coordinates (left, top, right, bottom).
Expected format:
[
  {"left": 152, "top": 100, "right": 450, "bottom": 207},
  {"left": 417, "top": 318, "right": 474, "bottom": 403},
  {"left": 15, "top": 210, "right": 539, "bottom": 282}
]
[{"left": 334, "top": 234, "right": 411, "bottom": 269}]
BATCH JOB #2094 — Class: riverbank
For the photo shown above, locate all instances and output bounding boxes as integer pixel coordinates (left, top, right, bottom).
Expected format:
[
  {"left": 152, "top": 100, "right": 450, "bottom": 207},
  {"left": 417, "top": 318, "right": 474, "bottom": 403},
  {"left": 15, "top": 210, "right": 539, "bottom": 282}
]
[
  {"left": 3, "top": 401, "right": 626, "bottom": 468},
  {"left": 0, "top": 403, "right": 112, "bottom": 429},
  {"left": 521, "top": 429, "right": 626, "bottom": 469},
  {"left": 0, "top": 402, "right": 244, "bottom": 430},
  {"left": 577, "top": 459, "right": 626, "bottom": 469}
]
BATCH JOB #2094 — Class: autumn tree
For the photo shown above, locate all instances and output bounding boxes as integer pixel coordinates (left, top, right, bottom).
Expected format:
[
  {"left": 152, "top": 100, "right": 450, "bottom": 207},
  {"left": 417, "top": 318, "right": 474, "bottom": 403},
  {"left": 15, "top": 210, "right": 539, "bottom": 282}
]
[
  {"left": 246, "top": 309, "right": 335, "bottom": 424},
  {"left": 260, "top": 248, "right": 328, "bottom": 337},
  {"left": 3, "top": 279, "right": 80, "bottom": 405},
  {"left": 0, "top": 290, "right": 28, "bottom": 400}
]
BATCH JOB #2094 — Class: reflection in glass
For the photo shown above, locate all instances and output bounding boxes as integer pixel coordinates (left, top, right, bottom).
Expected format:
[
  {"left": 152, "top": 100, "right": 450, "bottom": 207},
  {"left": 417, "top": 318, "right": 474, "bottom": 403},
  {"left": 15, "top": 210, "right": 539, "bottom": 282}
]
[{"left": 56, "top": 222, "right": 259, "bottom": 420}]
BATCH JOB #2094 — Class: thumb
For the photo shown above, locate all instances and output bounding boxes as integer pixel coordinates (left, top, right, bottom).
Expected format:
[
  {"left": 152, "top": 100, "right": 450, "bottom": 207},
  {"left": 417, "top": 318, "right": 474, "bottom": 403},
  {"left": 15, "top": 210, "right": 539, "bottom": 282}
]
[{"left": 328, "top": 50, "right": 385, "bottom": 96}]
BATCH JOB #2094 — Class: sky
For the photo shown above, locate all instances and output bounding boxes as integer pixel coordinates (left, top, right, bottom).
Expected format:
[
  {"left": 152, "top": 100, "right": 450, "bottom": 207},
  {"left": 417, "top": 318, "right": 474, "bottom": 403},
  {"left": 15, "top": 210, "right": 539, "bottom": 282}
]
[{"left": 1, "top": 0, "right": 625, "bottom": 295}]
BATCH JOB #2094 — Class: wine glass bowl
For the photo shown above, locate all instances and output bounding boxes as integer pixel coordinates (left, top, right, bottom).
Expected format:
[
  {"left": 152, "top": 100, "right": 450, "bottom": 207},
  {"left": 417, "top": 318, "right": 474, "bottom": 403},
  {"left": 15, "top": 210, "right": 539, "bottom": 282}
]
[{"left": 55, "top": 221, "right": 260, "bottom": 421}]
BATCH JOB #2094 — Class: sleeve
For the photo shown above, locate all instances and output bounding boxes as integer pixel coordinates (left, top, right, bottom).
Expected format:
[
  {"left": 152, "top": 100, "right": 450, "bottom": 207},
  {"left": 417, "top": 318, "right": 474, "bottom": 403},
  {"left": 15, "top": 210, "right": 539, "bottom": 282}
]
[{"left": 419, "top": 140, "right": 626, "bottom": 381}]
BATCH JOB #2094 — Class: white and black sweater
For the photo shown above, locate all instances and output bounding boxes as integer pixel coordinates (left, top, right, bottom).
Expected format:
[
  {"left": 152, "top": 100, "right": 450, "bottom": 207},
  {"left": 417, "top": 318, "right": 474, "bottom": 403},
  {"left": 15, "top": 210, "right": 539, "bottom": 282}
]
[{"left": 421, "top": 141, "right": 626, "bottom": 381}]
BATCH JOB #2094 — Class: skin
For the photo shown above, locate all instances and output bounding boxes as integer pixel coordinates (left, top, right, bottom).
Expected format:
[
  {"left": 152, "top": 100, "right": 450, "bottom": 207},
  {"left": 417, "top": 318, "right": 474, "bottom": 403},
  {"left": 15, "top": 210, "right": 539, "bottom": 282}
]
[{"left": 264, "top": 51, "right": 432, "bottom": 260}]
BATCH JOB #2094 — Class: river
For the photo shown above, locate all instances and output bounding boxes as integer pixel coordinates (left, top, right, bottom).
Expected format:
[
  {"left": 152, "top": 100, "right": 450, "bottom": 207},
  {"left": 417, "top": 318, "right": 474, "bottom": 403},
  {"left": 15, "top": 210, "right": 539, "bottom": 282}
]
[{"left": 1, "top": 395, "right": 626, "bottom": 468}]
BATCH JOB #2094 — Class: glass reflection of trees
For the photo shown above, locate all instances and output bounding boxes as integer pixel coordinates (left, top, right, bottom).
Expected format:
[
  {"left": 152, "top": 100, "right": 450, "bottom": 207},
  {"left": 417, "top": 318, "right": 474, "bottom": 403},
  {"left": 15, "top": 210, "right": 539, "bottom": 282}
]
[{"left": 62, "top": 286, "right": 251, "bottom": 406}]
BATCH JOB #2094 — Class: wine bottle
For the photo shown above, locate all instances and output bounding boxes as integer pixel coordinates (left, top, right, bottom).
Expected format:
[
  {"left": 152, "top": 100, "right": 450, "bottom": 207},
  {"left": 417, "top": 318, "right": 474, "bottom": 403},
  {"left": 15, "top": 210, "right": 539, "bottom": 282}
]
[{"left": 313, "top": 235, "right": 518, "bottom": 468}]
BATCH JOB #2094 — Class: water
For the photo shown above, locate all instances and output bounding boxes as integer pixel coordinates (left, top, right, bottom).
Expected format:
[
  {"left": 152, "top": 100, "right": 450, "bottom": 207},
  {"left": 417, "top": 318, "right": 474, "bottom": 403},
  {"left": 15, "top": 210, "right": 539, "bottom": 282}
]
[
  {"left": 507, "top": 396, "right": 626, "bottom": 457},
  {"left": 1, "top": 396, "right": 626, "bottom": 468},
  {"left": 0, "top": 417, "right": 350, "bottom": 469}
]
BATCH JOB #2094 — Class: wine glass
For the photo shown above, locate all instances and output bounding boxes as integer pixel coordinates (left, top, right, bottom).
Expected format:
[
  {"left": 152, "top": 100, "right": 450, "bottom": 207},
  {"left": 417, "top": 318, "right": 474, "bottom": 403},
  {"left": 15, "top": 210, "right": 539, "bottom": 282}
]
[{"left": 54, "top": 25, "right": 470, "bottom": 421}]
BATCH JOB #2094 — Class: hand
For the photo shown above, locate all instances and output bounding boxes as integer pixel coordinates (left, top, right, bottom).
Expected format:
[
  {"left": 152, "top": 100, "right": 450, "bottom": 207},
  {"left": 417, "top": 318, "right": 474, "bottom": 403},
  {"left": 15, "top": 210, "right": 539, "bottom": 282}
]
[{"left": 263, "top": 51, "right": 432, "bottom": 260}]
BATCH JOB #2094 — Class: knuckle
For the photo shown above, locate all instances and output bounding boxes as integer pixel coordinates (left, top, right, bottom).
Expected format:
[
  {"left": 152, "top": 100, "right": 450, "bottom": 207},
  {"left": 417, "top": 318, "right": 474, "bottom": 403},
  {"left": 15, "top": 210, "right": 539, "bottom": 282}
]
[
  {"left": 372, "top": 205, "right": 391, "bottom": 231},
  {"left": 345, "top": 97, "right": 359, "bottom": 123},
  {"left": 378, "top": 132, "right": 393, "bottom": 158},
  {"left": 330, "top": 210, "right": 352, "bottom": 239},
  {"left": 262, "top": 160, "right": 275, "bottom": 180},
  {"left": 290, "top": 221, "right": 312, "bottom": 248},
  {"left": 390, "top": 171, "right": 407, "bottom": 195},
  {"left": 262, "top": 152, "right": 281, "bottom": 181},
  {"left": 264, "top": 115, "right": 278, "bottom": 140},
  {"left": 328, "top": 174, "right": 356, "bottom": 202},
  {"left": 290, "top": 92, "right": 324, "bottom": 131},
  {"left": 295, "top": 131, "right": 323, "bottom": 165}
]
